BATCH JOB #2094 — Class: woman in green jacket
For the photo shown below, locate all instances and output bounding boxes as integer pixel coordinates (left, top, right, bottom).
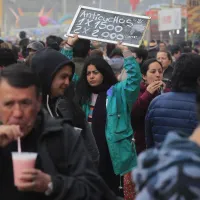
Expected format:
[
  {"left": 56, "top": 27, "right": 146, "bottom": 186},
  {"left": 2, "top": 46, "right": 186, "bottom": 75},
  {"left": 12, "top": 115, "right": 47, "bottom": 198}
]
[{"left": 75, "top": 44, "right": 141, "bottom": 196}]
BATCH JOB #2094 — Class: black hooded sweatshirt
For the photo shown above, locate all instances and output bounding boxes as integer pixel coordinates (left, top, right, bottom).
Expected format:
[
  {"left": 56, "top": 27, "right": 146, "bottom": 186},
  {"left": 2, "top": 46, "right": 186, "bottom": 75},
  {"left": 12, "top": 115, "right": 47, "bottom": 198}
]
[
  {"left": 31, "top": 48, "right": 99, "bottom": 167},
  {"left": 0, "top": 110, "right": 117, "bottom": 200},
  {"left": 31, "top": 47, "right": 75, "bottom": 113}
]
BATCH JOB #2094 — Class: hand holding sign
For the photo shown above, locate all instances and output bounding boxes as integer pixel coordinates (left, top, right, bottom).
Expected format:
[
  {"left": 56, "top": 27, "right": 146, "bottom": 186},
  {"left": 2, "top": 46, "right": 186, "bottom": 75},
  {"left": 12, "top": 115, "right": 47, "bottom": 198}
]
[
  {"left": 67, "top": 34, "right": 79, "bottom": 46},
  {"left": 116, "top": 42, "right": 129, "bottom": 52}
]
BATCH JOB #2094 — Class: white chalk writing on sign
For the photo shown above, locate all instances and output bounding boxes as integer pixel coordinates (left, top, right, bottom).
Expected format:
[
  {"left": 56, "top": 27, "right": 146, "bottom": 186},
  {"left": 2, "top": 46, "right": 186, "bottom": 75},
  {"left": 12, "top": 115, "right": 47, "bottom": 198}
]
[{"left": 67, "top": 6, "right": 150, "bottom": 47}]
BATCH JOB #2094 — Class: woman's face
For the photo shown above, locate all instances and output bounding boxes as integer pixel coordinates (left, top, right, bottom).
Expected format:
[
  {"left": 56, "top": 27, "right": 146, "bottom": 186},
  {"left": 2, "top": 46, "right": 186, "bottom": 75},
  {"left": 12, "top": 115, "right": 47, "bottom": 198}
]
[
  {"left": 157, "top": 52, "right": 171, "bottom": 69},
  {"left": 87, "top": 64, "right": 104, "bottom": 87},
  {"left": 143, "top": 62, "right": 163, "bottom": 85}
]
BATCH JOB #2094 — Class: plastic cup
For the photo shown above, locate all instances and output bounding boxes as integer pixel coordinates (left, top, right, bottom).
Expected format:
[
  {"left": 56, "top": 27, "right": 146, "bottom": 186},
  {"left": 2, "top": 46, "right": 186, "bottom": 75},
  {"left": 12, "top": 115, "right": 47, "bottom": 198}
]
[{"left": 12, "top": 152, "right": 37, "bottom": 186}]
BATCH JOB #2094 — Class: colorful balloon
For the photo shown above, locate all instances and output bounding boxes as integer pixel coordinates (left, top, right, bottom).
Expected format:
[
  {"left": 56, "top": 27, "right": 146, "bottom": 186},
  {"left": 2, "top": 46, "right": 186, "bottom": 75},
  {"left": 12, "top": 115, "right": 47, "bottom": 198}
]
[{"left": 39, "top": 16, "right": 49, "bottom": 26}]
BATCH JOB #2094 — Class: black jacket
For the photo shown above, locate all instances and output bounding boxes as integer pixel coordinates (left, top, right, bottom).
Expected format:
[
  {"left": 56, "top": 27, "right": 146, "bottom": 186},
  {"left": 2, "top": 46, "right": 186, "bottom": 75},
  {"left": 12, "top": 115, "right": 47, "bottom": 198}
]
[
  {"left": 31, "top": 48, "right": 99, "bottom": 167},
  {"left": 163, "top": 65, "right": 173, "bottom": 88},
  {"left": 35, "top": 110, "right": 116, "bottom": 200},
  {"left": 0, "top": 110, "right": 115, "bottom": 200},
  {"left": 56, "top": 96, "right": 100, "bottom": 168},
  {"left": 163, "top": 65, "right": 173, "bottom": 81}
]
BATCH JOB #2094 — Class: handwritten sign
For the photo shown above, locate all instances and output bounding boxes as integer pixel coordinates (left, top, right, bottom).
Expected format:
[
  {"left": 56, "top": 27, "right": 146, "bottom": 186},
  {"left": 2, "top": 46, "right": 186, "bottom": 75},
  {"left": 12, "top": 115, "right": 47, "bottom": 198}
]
[{"left": 66, "top": 6, "right": 150, "bottom": 47}]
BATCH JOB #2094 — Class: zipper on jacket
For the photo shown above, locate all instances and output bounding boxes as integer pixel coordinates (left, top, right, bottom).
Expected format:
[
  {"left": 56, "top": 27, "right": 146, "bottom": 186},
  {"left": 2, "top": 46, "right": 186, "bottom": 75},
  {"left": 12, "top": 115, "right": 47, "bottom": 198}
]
[
  {"left": 118, "top": 176, "right": 123, "bottom": 191},
  {"left": 132, "top": 138, "right": 135, "bottom": 149}
]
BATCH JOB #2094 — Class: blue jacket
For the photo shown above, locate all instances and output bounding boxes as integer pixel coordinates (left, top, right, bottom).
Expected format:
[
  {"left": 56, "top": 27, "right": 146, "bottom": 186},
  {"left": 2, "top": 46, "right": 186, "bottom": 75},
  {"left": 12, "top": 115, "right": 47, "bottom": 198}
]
[
  {"left": 83, "top": 56, "right": 141, "bottom": 175},
  {"left": 133, "top": 131, "right": 200, "bottom": 200},
  {"left": 145, "top": 92, "right": 198, "bottom": 148}
]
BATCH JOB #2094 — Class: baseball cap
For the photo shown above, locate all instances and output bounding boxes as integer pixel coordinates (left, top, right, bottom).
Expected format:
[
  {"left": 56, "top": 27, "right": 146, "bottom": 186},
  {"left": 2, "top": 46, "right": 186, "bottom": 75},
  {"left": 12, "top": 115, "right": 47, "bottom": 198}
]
[{"left": 27, "top": 41, "right": 44, "bottom": 51}]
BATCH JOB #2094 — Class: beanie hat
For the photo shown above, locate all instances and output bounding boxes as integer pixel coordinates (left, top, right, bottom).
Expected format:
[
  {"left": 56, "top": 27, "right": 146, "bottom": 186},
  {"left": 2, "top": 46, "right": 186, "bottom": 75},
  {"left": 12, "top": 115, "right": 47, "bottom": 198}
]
[{"left": 27, "top": 41, "right": 44, "bottom": 51}]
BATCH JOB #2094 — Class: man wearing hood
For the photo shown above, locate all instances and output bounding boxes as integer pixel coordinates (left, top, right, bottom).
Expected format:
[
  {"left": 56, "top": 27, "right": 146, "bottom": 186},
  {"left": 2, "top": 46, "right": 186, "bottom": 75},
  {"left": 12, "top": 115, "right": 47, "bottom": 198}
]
[
  {"left": 31, "top": 47, "right": 75, "bottom": 116},
  {"left": 31, "top": 43, "right": 99, "bottom": 167}
]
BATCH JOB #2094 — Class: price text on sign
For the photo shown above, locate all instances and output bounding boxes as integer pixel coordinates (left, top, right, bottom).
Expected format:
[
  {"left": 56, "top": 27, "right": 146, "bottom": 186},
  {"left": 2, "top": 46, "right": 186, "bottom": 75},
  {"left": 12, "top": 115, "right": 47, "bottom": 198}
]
[{"left": 67, "top": 6, "right": 151, "bottom": 47}]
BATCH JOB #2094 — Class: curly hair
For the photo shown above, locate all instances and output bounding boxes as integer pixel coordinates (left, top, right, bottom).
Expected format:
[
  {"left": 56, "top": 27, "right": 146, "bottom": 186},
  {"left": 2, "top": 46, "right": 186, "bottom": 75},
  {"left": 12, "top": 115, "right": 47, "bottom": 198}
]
[
  {"left": 75, "top": 56, "right": 118, "bottom": 105},
  {"left": 172, "top": 53, "right": 200, "bottom": 92}
]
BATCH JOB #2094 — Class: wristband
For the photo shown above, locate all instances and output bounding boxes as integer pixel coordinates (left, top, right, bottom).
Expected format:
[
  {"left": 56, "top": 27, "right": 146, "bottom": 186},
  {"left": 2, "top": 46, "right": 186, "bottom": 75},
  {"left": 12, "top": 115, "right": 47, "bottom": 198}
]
[{"left": 66, "top": 42, "right": 73, "bottom": 47}]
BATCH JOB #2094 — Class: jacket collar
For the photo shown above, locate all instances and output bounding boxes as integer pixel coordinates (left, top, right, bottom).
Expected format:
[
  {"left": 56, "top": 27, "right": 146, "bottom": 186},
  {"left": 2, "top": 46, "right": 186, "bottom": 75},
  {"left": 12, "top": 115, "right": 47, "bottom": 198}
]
[
  {"left": 163, "top": 65, "right": 173, "bottom": 73},
  {"left": 140, "top": 82, "right": 147, "bottom": 93}
]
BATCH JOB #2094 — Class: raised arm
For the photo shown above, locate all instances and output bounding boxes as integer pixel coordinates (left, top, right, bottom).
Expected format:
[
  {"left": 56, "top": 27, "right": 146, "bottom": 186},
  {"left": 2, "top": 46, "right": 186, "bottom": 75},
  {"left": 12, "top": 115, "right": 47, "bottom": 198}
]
[
  {"left": 60, "top": 34, "right": 79, "bottom": 60},
  {"left": 116, "top": 44, "right": 142, "bottom": 111}
]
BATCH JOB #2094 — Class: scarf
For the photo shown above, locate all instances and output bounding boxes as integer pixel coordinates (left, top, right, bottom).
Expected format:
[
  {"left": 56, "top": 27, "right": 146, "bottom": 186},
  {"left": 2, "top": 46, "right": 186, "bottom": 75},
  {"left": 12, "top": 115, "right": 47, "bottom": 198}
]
[{"left": 90, "top": 83, "right": 112, "bottom": 174}]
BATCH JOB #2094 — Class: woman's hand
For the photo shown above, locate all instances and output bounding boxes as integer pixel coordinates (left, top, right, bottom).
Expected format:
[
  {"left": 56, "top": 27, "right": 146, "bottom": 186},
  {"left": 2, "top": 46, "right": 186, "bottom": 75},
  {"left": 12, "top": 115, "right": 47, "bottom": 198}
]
[
  {"left": 116, "top": 42, "right": 129, "bottom": 52},
  {"left": 146, "top": 81, "right": 163, "bottom": 94},
  {"left": 65, "top": 34, "right": 79, "bottom": 47}
]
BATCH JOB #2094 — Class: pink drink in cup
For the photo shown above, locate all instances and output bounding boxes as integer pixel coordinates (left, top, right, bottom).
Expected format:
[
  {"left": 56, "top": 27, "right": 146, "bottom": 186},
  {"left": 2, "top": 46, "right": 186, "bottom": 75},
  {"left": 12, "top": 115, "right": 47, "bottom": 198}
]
[{"left": 12, "top": 152, "right": 37, "bottom": 186}]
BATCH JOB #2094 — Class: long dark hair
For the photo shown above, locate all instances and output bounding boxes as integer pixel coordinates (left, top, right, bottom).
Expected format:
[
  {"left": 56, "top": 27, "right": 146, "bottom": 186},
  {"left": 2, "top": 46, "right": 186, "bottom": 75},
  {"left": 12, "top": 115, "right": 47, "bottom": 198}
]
[{"left": 75, "top": 56, "right": 118, "bottom": 105}]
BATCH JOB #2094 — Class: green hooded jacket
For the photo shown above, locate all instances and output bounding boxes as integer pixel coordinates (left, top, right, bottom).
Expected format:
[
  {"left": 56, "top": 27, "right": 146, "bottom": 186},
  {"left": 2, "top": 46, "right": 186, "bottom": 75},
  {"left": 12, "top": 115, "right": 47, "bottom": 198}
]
[{"left": 83, "top": 56, "right": 141, "bottom": 175}]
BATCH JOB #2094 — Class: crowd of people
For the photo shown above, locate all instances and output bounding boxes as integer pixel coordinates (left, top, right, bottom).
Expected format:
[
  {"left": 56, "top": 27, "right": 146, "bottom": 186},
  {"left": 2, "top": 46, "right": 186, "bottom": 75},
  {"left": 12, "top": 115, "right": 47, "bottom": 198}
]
[{"left": 0, "top": 30, "right": 200, "bottom": 200}]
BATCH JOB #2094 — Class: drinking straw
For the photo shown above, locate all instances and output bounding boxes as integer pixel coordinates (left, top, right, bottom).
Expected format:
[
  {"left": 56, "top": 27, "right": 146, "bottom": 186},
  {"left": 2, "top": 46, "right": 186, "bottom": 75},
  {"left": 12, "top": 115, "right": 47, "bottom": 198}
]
[{"left": 17, "top": 137, "right": 21, "bottom": 153}]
